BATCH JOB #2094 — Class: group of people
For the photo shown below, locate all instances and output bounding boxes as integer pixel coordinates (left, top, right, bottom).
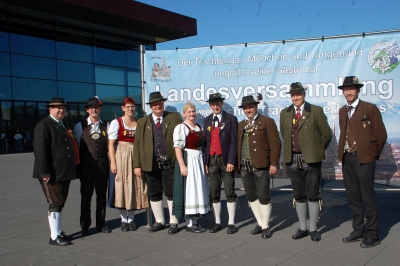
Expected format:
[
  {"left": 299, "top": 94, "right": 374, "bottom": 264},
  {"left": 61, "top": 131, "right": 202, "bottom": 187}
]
[{"left": 32, "top": 75, "right": 387, "bottom": 249}]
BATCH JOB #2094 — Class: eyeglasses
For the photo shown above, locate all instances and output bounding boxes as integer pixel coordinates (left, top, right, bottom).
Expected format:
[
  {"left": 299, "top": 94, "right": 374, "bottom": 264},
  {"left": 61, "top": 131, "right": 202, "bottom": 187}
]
[{"left": 124, "top": 105, "right": 136, "bottom": 109}]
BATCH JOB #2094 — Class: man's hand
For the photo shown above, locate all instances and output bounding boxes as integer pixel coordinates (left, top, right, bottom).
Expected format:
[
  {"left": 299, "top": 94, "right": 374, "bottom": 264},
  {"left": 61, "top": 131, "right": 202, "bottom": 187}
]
[{"left": 226, "top": 163, "right": 234, "bottom": 172}]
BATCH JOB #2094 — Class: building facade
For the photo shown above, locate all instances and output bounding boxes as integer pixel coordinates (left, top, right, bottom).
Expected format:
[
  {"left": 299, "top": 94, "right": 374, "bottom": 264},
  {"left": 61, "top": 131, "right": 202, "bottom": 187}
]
[{"left": 0, "top": 0, "right": 196, "bottom": 148}]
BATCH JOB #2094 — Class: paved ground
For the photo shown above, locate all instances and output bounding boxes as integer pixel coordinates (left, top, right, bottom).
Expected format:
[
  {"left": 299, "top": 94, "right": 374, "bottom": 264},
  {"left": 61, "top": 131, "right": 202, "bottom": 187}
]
[{"left": 0, "top": 153, "right": 399, "bottom": 266}]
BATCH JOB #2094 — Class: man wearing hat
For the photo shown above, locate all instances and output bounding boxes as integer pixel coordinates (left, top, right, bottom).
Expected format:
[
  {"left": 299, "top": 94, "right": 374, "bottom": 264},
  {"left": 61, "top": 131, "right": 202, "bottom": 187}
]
[
  {"left": 203, "top": 93, "right": 238, "bottom": 234},
  {"left": 237, "top": 93, "right": 281, "bottom": 239},
  {"left": 33, "top": 97, "right": 80, "bottom": 246},
  {"left": 133, "top": 92, "right": 182, "bottom": 234},
  {"left": 280, "top": 82, "right": 332, "bottom": 242},
  {"left": 73, "top": 97, "right": 111, "bottom": 236},
  {"left": 338, "top": 76, "right": 387, "bottom": 248}
]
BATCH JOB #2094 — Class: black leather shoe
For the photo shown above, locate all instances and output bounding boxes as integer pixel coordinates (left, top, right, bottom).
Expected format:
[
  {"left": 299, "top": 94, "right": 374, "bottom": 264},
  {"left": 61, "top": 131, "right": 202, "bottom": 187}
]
[
  {"left": 360, "top": 238, "right": 380, "bottom": 248},
  {"left": 97, "top": 225, "right": 111, "bottom": 233},
  {"left": 186, "top": 224, "right": 203, "bottom": 233},
  {"left": 148, "top": 222, "right": 166, "bottom": 232},
  {"left": 128, "top": 221, "right": 137, "bottom": 231},
  {"left": 121, "top": 222, "right": 129, "bottom": 232},
  {"left": 168, "top": 223, "right": 179, "bottom": 235},
  {"left": 49, "top": 235, "right": 72, "bottom": 246},
  {"left": 261, "top": 228, "right": 272, "bottom": 239},
  {"left": 210, "top": 223, "right": 222, "bottom": 233},
  {"left": 292, "top": 229, "right": 308, "bottom": 240},
  {"left": 60, "top": 231, "right": 73, "bottom": 241},
  {"left": 227, "top": 224, "right": 237, "bottom": 234},
  {"left": 81, "top": 229, "right": 90, "bottom": 237},
  {"left": 251, "top": 225, "right": 262, "bottom": 235},
  {"left": 309, "top": 230, "right": 321, "bottom": 242},
  {"left": 197, "top": 223, "right": 207, "bottom": 232},
  {"left": 342, "top": 232, "right": 363, "bottom": 243}
]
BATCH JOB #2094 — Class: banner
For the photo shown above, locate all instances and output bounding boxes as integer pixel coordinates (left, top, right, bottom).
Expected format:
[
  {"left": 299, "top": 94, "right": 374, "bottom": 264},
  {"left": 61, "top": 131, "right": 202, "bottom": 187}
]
[{"left": 144, "top": 31, "right": 400, "bottom": 181}]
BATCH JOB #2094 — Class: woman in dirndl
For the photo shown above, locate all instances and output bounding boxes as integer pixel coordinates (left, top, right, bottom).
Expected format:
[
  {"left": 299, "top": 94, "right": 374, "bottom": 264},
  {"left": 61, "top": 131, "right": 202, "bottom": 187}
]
[
  {"left": 172, "top": 102, "right": 210, "bottom": 233},
  {"left": 108, "top": 97, "right": 148, "bottom": 231}
]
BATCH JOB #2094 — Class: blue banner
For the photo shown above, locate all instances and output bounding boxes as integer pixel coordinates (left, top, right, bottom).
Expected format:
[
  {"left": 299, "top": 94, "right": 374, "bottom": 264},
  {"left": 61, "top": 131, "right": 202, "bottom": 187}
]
[{"left": 144, "top": 31, "right": 400, "bottom": 180}]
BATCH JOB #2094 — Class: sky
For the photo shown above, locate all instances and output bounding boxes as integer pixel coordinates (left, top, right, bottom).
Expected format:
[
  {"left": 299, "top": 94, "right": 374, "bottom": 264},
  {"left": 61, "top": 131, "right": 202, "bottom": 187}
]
[{"left": 137, "top": 0, "right": 400, "bottom": 50}]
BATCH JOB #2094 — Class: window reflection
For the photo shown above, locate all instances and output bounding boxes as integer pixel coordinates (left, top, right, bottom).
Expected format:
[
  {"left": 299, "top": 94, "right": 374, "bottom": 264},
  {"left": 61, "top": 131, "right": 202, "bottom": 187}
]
[
  {"left": 10, "top": 34, "right": 55, "bottom": 58},
  {"left": 11, "top": 55, "right": 57, "bottom": 79},
  {"left": 58, "top": 82, "right": 95, "bottom": 102},
  {"left": 95, "top": 47, "right": 126, "bottom": 67},
  {"left": 96, "top": 84, "right": 126, "bottom": 103},
  {"left": 56, "top": 41, "right": 94, "bottom": 63},
  {"left": 0, "top": 52, "right": 11, "bottom": 76},
  {"left": 95, "top": 65, "right": 126, "bottom": 85},
  {"left": 58, "top": 60, "right": 94, "bottom": 83},
  {"left": 0, "top": 32, "right": 9, "bottom": 52},
  {"left": 0, "top": 77, "right": 12, "bottom": 100},
  {"left": 12, "top": 78, "right": 57, "bottom": 101},
  {"left": 127, "top": 69, "right": 140, "bottom": 86},
  {"left": 1, "top": 101, "right": 12, "bottom": 120}
]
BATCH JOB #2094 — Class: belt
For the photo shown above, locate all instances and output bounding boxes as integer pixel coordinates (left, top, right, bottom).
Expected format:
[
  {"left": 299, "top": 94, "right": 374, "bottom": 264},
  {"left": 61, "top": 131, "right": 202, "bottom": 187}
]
[
  {"left": 156, "top": 161, "right": 170, "bottom": 170},
  {"left": 211, "top": 154, "right": 222, "bottom": 158},
  {"left": 344, "top": 150, "right": 357, "bottom": 155}
]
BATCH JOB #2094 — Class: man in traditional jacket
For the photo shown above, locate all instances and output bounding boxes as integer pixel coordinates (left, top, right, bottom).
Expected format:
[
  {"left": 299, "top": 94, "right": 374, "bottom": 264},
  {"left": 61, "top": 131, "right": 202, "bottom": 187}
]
[
  {"left": 204, "top": 93, "right": 238, "bottom": 234},
  {"left": 33, "top": 97, "right": 79, "bottom": 246},
  {"left": 280, "top": 82, "right": 332, "bottom": 242},
  {"left": 338, "top": 76, "right": 387, "bottom": 248},
  {"left": 133, "top": 92, "right": 182, "bottom": 235},
  {"left": 237, "top": 94, "right": 281, "bottom": 239}
]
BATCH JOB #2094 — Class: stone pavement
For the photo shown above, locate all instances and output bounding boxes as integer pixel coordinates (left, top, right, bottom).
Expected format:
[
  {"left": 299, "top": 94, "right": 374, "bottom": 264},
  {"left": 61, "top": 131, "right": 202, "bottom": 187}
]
[{"left": 0, "top": 153, "right": 399, "bottom": 266}]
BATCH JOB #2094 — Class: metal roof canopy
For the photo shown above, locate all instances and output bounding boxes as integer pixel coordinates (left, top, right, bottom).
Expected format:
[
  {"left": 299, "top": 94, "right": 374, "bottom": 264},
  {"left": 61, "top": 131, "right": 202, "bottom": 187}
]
[{"left": 0, "top": 0, "right": 197, "bottom": 48}]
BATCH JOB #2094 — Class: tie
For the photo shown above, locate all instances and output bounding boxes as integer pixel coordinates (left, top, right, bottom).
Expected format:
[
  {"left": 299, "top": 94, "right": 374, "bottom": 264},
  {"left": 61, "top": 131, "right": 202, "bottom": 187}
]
[
  {"left": 296, "top": 107, "right": 301, "bottom": 120},
  {"left": 346, "top": 105, "right": 353, "bottom": 118},
  {"left": 156, "top": 117, "right": 161, "bottom": 129},
  {"left": 213, "top": 116, "right": 219, "bottom": 128}
]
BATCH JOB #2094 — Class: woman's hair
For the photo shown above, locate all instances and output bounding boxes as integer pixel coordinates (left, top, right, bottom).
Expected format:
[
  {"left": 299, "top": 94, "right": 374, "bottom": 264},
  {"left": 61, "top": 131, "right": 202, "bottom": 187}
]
[
  {"left": 122, "top": 96, "right": 136, "bottom": 106},
  {"left": 182, "top": 102, "right": 196, "bottom": 118}
]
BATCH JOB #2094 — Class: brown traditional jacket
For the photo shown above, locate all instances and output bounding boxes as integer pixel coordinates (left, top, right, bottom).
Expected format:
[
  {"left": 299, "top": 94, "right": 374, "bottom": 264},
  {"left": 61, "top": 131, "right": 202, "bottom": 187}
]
[
  {"left": 238, "top": 114, "right": 281, "bottom": 169},
  {"left": 338, "top": 100, "right": 387, "bottom": 164}
]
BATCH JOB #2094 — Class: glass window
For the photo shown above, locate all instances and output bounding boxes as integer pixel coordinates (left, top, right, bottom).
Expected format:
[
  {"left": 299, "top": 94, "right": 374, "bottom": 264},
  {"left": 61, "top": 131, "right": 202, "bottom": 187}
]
[
  {"left": 127, "top": 69, "right": 140, "bottom": 86},
  {"left": 1, "top": 101, "right": 12, "bottom": 120},
  {"left": 128, "top": 86, "right": 142, "bottom": 105},
  {"left": 95, "top": 65, "right": 126, "bottom": 85},
  {"left": 96, "top": 84, "right": 126, "bottom": 103},
  {"left": 0, "top": 32, "right": 9, "bottom": 52},
  {"left": 57, "top": 60, "right": 94, "bottom": 83},
  {"left": 37, "top": 102, "right": 49, "bottom": 121},
  {"left": 11, "top": 54, "right": 57, "bottom": 79},
  {"left": 101, "top": 105, "right": 124, "bottom": 121},
  {"left": 56, "top": 41, "right": 94, "bottom": 63},
  {"left": 25, "top": 102, "right": 37, "bottom": 132},
  {"left": 10, "top": 34, "right": 55, "bottom": 58},
  {"left": 0, "top": 77, "right": 12, "bottom": 100},
  {"left": 95, "top": 47, "right": 126, "bottom": 67},
  {"left": 12, "top": 78, "right": 57, "bottom": 101},
  {"left": 0, "top": 52, "right": 11, "bottom": 76},
  {"left": 58, "top": 81, "right": 95, "bottom": 102},
  {"left": 13, "top": 101, "right": 25, "bottom": 130},
  {"left": 127, "top": 50, "right": 140, "bottom": 69}
]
